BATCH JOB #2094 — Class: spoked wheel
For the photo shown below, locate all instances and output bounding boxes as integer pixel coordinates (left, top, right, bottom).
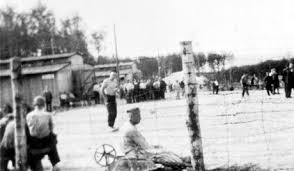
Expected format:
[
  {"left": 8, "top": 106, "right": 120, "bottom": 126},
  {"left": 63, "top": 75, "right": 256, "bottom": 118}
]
[{"left": 94, "top": 144, "right": 117, "bottom": 167}]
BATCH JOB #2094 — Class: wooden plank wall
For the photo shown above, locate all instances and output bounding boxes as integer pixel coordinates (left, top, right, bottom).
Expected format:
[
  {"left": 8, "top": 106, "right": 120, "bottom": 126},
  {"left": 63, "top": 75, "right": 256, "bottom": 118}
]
[{"left": 0, "top": 77, "right": 12, "bottom": 108}]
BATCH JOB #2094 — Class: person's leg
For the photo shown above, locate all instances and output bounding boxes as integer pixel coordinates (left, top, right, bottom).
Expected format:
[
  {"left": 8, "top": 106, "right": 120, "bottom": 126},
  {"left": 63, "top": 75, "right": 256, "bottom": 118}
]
[
  {"left": 284, "top": 85, "right": 288, "bottom": 97},
  {"left": 0, "top": 158, "right": 9, "bottom": 171},
  {"left": 48, "top": 145, "right": 60, "bottom": 168},
  {"left": 0, "top": 146, "right": 15, "bottom": 171},
  {"left": 0, "top": 147, "right": 9, "bottom": 171},
  {"left": 246, "top": 86, "right": 249, "bottom": 96},
  {"left": 242, "top": 87, "right": 245, "bottom": 97},
  {"left": 29, "top": 159, "right": 44, "bottom": 171},
  {"left": 107, "top": 102, "right": 117, "bottom": 127},
  {"left": 106, "top": 96, "right": 117, "bottom": 127}
]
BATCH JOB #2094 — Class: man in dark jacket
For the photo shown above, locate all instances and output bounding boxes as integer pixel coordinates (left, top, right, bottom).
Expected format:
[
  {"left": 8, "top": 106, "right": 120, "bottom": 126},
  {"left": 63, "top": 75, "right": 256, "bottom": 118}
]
[
  {"left": 283, "top": 62, "right": 294, "bottom": 98},
  {"left": 43, "top": 86, "right": 53, "bottom": 112},
  {"left": 240, "top": 74, "right": 249, "bottom": 97},
  {"left": 159, "top": 78, "right": 167, "bottom": 99},
  {"left": 264, "top": 72, "right": 273, "bottom": 96}
]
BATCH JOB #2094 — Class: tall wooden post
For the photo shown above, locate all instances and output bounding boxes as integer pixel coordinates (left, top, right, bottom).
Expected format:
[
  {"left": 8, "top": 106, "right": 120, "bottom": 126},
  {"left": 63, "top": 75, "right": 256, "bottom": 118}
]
[
  {"left": 10, "top": 57, "right": 27, "bottom": 171},
  {"left": 180, "top": 41, "right": 205, "bottom": 171},
  {"left": 113, "top": 24, "right": 120, "bottom": 85}
]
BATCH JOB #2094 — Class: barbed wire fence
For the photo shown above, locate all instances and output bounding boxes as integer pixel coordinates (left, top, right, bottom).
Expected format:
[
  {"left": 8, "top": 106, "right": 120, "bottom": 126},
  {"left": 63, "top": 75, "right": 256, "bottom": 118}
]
[
  {"left": 116, "top": 89, "right": 294, "bottom": 170},
  {"left": 72, "top": 87, "right": 294, "bottom": 170}
]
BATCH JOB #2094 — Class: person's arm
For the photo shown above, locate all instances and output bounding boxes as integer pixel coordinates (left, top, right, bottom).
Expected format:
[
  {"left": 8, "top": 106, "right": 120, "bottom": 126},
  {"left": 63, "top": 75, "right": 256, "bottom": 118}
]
[
  {"left": 49, "top": 115, "right": 54, "bottom": 132},
  {"left": 101, "top": 80, "right": 107, "bottom": 97},
  {"left": 130, "top": 130, "right": 149, "bottom": 150}
]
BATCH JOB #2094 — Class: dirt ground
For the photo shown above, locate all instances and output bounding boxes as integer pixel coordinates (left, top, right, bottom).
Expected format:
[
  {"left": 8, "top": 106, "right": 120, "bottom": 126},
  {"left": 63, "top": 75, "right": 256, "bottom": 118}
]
[{"left": 41, "top": 90, "right": 294, "bottom": 171}]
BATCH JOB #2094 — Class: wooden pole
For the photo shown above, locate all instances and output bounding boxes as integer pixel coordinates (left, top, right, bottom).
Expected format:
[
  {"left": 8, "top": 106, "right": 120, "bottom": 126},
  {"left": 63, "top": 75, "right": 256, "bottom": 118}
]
[
  {"left": 10, "top": 57, "right": 27, "bottom": 171},
  {"left": 157, "top": 51, "right": 161, "bottom": 77},
  {"left": 180, "top": 41, "right": 205, "bottom": 171},
  {"left": 113, "top": 24, "right": 120, "bottom": 85}
]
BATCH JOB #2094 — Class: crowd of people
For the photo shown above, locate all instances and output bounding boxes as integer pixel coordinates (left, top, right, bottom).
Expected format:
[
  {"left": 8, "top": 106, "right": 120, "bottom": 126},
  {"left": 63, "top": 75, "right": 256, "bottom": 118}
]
[
  {"left": 239, "top": 62, "right": 294, "bottom": 98},
  {"left": 121, "top": 77, "right": 167, "bottom": 104}
]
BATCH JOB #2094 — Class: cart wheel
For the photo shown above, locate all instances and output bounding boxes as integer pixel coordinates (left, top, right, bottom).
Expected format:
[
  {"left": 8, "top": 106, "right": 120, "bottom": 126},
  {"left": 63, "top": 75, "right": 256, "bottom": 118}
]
[{"left": 94, "top": 144, "right": 117, "bottom": 167}]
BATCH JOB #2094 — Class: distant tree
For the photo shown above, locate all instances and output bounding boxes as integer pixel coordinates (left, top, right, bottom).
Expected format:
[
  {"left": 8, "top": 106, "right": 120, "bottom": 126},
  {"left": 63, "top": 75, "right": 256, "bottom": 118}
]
[
  {"left": 91, "top": 31, "right": 105, "bottom": 58},
  {"left": 27, "top": 3, "right": 56, "bottom": 55},
  {"left": 193, "top": 52, "right": 206, "bottom": 72},
  {"left": 136, "top": 57, "right": 158, "bottom": 79},
  {"left": 207, "top": 53, "right": 223, "bottom": 72},
  {"left": 0, "top": 4, "right": 96, "bottom": 64}
]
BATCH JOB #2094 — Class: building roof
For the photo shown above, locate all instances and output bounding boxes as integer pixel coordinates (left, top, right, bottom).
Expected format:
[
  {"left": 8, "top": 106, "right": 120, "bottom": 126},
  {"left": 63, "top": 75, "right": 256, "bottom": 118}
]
[
  {"left": 0, "top": 52, "right": 78, "bottom": 64},
  {"left": 94, "top": 62, "right": 134, "bottom": 69},
  {"left": 22, "top": 52, "right": 77, "bottom": 62},
  {"left": 0, "top": 63, "right": 70, "bottom": 77},
  {"left": 95, "top": 69, "right": 132, "bottom": 77}
]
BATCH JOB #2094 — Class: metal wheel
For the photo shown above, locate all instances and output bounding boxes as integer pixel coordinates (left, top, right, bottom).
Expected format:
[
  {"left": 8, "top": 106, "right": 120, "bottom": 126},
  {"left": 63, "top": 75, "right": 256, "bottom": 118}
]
[{"left": 94, "top": 144, "right": 117, "bottom": 167}]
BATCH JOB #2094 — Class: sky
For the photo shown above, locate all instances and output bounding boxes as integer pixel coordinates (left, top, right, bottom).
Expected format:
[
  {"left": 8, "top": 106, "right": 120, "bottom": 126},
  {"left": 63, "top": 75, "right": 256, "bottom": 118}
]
[{"left": 1, "top": 0, "right": 294, "bottom": 66}]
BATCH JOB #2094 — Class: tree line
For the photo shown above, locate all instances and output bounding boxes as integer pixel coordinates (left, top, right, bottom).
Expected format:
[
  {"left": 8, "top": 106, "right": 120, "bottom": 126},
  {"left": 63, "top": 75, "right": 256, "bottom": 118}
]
[
  {"left": 136, "top": 52, "right": 234, "bottom": 79},
  {"left": 220, "top": 58, "right": 294, "bottom": 84},
  {"left": 0, "top": 4, "right": 99, "bottom": 64}
]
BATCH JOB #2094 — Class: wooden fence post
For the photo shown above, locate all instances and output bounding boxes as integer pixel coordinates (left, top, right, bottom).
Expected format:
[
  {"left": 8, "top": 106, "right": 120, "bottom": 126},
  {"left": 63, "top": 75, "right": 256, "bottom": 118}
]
[
  {"left": 180, "top": 41, "right": 205, "bottom": 171},
  {"left": 10, "top": 57, "right": 27, "bottom": 171}
]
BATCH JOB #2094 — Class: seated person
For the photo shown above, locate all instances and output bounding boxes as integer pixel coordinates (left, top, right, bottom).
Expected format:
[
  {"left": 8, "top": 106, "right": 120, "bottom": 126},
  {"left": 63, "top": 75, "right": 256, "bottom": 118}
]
[
  {"left": 120, "top": 107, "right": 149, "bottom": 159},
  {"left": 120, "top": 108, "right": 189, "bottom": 168},
  {"left": 0, "top": 103, "right": 32, "bottom": 171},
  {"left": 26, "top": 96, "right": 61, "bottom": 171},
  {"left": 0, "top": 113, "right": 15, "bottom": 171}
]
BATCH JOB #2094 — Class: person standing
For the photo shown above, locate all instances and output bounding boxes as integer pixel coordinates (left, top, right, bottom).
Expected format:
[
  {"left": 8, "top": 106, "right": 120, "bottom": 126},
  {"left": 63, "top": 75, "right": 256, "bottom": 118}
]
[
  {"left": 282, "top": 62, "right": 294, "bottom": 98},
  {"left": 101, "top": 70, "right": 119, "bottom": 132},
  {"left": 43, "top": 86, "right": 53, "bottom": 112},
  {"left": 264, "top": 72, "right": 273, "bottom": 96},
  {"left": 173, "top": 80, "right": 181, "bottom": 100},
  {"left": 271, "top": 69, "right": 280, "bottom": 94},
  {"left": 93, "top": 81, "right": 101, "bottom": 104},
  {"left": 179, "top": 80, "right": 185, "bottom": 97},
  {"left": 212, "top": 81, "right": 216, "bottom": 94},
  {"left": 240, "top": 74, "right": 249, "bottom": 97},
  {"left": 125, "top": 80, "right": 134, "bottom": 104},
  {"left": 159, "top": 78, "right": 167, "bottom": 99},
  {"left": 214, "top": 80, "right": 219, "bottom": 94}
]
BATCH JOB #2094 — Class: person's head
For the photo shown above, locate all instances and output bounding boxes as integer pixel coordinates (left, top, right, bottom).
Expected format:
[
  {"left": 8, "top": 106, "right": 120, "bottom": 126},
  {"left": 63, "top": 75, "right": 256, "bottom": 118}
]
[
  {"left": 33, "top": 96, "right": 46, "bottom": 110},
  {"left": 109, "top": 70, "right": 117, "bottom": 80},
  {"left": 23, "top": 103, "right": 33, "bottom": 116},
  {"left": 127, "top": 107, "right": 141, "bottom": 125}
]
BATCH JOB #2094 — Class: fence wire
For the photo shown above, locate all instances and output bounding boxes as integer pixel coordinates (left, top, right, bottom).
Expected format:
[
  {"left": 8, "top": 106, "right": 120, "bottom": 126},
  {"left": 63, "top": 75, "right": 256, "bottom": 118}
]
[{"left": 131, "top": 89, "right": 294, "bottom": 170}]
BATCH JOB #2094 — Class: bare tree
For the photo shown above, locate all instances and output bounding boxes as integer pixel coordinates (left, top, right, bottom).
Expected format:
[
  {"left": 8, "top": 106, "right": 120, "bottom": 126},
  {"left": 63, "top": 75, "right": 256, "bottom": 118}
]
[{"left": 91, "top": 31, "right": 105, "bottom": 58}]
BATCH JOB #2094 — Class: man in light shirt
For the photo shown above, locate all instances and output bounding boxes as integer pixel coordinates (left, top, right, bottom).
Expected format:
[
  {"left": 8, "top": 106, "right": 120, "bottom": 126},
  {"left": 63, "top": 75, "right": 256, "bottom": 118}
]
[
  {"left": 26, "top": 96, "right": 60, "bottom": 171},
  {"left": 101, "top": 70, "right": 119, "bottom": 132}
]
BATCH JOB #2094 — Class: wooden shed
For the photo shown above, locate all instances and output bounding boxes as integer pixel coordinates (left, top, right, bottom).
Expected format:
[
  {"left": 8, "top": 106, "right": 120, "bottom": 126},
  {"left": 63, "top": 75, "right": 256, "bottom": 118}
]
[{"left": 0, "top": 52, "right": 92, "bottom": 108}]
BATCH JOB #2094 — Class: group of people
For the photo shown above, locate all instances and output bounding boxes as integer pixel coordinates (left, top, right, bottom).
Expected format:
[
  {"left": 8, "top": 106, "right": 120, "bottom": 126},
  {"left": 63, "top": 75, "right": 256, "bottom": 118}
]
[
  {"left": 264, "top": 68, "right": 280, "bottom": 96},
  {"left": 170, "top": 80, "right": 185, "bottom": 99},
  {"left": 122, "top": 78, "right": 167, "bottom": 104},
  {"left": 0, "top": 96, "right": 60, "bottom": 171},
  {"left": 240, "top": 62, "right": 294, "bottom": 98}
]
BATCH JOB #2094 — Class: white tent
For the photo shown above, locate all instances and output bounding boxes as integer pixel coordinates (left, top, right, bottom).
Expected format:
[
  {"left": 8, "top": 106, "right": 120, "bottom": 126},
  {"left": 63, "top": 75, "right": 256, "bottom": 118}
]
[{"left": 163, "top": 71, "right": 208, "bottom": 85}]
